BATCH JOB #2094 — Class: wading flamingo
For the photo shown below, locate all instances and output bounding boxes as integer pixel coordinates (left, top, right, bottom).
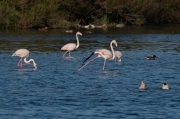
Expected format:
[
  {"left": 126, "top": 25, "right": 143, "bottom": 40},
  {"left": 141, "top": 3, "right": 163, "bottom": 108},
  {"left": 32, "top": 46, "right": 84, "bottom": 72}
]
[
  {"left": 78, "top": 40, "right": 118, "bottom": 71},
  {"left": 61, "top": 31, "right": 82, "bottom": 58},
  {"left": 114, "top": 51, "right": 122, "bottom": 62},
  {"left": 12, "top": 49, "right": 37, "bottom": 70}
]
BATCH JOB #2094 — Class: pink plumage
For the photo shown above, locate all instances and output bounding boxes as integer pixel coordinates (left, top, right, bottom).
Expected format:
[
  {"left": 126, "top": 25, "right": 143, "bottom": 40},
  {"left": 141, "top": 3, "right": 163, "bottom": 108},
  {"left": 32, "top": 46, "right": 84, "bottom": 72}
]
[
  {"left": 61, "top": 31, "right": 82, "bottom": 58},
  {"left": 12, "top": 49, "right": 37, "bottom": 70}
]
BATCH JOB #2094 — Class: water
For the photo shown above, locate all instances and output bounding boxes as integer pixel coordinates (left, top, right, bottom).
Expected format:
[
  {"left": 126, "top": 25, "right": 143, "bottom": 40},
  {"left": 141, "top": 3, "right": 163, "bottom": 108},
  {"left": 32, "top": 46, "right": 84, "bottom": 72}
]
[{"left": 0, "top": 26, "right": 180, "bottom": 118}]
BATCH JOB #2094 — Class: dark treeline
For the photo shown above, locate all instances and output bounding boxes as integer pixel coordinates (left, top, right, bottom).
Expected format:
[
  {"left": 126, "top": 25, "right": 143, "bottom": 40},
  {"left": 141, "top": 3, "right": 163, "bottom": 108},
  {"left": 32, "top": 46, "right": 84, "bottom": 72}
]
[{"left": 0, "top": 0, "right": 180, "bottom": 29}]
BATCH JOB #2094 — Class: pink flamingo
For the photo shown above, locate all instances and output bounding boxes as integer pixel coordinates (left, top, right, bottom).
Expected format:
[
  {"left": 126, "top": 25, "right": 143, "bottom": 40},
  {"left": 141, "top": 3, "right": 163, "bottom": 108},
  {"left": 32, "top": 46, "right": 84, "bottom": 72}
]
[
  {"left": 61, "top": 31, "right": 82, "bottom": 58},
  {"left": 78, "top": 40, "right": 118, "bottom": 71},
  {"left": 12, "top": 49, "right": 37, "bottom": 70},
  {"left": 114, "top": 51, "right": 122, "bottom": 62}
]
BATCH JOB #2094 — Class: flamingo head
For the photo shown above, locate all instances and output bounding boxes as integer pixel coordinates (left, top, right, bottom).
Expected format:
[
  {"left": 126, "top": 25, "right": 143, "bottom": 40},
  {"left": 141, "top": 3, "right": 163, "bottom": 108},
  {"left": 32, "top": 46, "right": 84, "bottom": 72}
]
[
  {"left": 112, "top": 40, "right": 118, "bottom": 48},
  {"left": 77, "top": 32, "right": 82, "bottom": 36},
  {"left": 33, "top": 63, "right": 37, "bottom": 70}
]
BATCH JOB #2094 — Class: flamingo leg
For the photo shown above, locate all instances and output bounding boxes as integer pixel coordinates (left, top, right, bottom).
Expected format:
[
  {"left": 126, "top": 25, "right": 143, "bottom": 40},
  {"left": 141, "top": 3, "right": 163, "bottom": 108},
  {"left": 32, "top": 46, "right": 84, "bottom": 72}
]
[
  {"left": 17, "top": 58, "right": 23, "bottom": 67},
  {"left": 63, "top": 51, "right": 69, "bottom": 57},
  {"left": 118, "top": 58, "right": 121, "bottom": 62},
  {"left": 78, "top": 56, "right": 98, "bottom": 71},
  {"left": 68, "top": 51, "right": 71, "bottom": 57},
  {"left": 102, "top": 59, "right": 106, "bottom": 70}
]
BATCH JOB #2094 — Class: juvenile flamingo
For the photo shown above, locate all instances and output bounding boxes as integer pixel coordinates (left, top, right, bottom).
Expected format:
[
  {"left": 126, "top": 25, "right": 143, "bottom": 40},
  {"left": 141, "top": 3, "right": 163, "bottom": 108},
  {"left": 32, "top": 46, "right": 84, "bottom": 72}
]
[
  {"left": 114, "top": 51, "right": 122, "bottom": 62},
  {"left": 12, "top": 49, "right": 37, "bottom": 70},
  {"left": 61, "top": 31, "right": 82, "bottom": 58},
  {"left": 78, "top": 40, "right": 118, "bottom": 71}
]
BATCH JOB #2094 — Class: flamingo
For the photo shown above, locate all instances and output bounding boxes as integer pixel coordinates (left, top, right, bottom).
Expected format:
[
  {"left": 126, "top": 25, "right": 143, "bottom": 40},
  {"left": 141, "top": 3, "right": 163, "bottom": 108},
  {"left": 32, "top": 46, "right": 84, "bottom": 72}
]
[
  {"left": 12, "top": 49, "right": 37, "bottom": 70},
  {"left": 61, "top": 31, "right": 82, "bottom": 58},
  {"left": 78, "top": 40, "right": 118, "bottom": 71},
  {"left": 114, "top": 51, "right": 122, "bottom": 62}
]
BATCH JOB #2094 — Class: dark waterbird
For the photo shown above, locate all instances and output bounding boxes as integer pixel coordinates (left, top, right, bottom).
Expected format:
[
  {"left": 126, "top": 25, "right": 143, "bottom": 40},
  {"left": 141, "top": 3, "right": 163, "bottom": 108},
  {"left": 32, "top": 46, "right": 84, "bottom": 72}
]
[{"left": 146, "top": 55, "right": 157, "bottom": 60}]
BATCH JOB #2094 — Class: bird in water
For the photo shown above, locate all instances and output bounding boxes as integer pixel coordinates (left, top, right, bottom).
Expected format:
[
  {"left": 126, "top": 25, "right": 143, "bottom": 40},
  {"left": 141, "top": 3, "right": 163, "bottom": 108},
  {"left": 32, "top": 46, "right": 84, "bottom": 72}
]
[
  {"left": 162, "top": 81, "right": 169, "bottom": 90},
  {"left": 78, "top": 40, "right": 118, "bottom": 71},
  {"left": 61, "top": 31, "right": 82, "bottom": 58},
  {"left": 38, "top": 27, "right": 48, "bottom": 31},
  {"left": 12, "top": 49, "right": 37, "bottom": 70},
  {"left": 114, "top": 51, "right": 122, "bottom": 62},
  {"left": 139, "top": 81, "right": 146, "bottom": 90},
  {"left": 146, "top": 55, "right": 157, "bottom": 60}
]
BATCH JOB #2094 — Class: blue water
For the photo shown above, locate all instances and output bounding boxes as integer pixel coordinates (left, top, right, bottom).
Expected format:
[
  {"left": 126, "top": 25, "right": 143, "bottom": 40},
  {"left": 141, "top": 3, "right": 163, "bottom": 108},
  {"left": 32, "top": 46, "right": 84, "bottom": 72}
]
[{"left": 0, "top": 28, "right": 180, "bottom": 119}]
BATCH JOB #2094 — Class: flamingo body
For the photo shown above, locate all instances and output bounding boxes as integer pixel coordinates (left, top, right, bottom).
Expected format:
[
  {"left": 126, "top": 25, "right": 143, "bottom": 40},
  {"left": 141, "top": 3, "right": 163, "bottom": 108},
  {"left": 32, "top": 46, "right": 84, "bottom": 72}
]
[
  {"left": 13, "top": 49, "right": 29, "bottom": 58},
  {"left": 61, "top": 31, "right": 82, "bottom": 58},
  {"left": 61, "top": 43, "right": 77, "bottom": 51},
  {"left": 12, "top": 49, "right": 37, "bottom": 70},
  {"left": 95, "top": 49, "right": 112, "bottom": 60}
]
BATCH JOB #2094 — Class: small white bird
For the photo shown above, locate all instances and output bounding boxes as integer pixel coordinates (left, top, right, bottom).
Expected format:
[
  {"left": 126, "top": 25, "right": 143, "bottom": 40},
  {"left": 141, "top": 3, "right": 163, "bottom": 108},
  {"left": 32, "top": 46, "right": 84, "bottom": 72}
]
[{"left": 162, "top": 81, "right": 169, "bottom": 90}]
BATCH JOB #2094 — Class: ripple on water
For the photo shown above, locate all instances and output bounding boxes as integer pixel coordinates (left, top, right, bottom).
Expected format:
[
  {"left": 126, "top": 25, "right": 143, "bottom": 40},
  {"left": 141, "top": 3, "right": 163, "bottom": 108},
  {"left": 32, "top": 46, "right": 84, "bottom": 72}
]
[{"left": 0, "top": 30, "right": 180, "bottom": 118}]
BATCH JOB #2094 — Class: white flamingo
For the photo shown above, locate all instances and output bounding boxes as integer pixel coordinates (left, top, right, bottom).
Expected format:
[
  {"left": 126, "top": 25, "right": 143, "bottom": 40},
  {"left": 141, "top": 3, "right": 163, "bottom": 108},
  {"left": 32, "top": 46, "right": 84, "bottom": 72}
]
[
  {"left": 78, "top": 40, "right": 118, "bottom": 71},
  {"left": 12, "top": 49, "right": 37, "bottom": 70},
  {"left": 61, "top": 31, "right": 82, "bottom": 58}
]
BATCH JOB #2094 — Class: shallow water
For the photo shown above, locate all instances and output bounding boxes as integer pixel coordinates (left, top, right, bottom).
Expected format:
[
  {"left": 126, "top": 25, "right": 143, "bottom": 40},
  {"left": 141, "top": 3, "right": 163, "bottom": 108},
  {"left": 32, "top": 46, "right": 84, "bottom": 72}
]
[{"left": 0, "top": 26, "right": 180, "bottom": 118}]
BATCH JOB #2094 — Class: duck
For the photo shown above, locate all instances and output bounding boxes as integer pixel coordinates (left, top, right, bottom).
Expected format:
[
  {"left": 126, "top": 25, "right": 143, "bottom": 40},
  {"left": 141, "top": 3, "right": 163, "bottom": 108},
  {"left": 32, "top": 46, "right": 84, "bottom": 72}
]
[
  {"left": 38, "top": 27, "right": 48, "bottom": 31},
  {"left": 139, "top": 81, "right": 146, "bottom": 90},
  {"left": 162, "top": 81, "right": 169, "bottom": 90},
  {"left": 146, "top": 55, "right": 157, "bottom": 60},
  {"left": 65, "top": 30, "right": 73, "bottom": 33},
  {"left": 85, "top": 31, "right": 94, "bottom": 34}
]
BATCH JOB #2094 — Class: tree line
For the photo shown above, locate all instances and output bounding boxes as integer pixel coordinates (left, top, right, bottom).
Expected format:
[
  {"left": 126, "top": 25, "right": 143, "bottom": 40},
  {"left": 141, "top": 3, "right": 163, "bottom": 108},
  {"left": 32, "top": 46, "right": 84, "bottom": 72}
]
[{"left": 0, "top": 0, "right": 180, "bottom": 29}]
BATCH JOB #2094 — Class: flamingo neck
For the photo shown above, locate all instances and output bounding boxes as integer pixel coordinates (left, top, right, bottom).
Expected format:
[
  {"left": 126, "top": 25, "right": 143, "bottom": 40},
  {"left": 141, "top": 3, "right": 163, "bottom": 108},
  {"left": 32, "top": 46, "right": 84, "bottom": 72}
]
[
  {"left": 110, "top": 41, "right": 115, "bottom": 60},
  {"left": 75, "top": 33, "right": 79, "bottom": 49},
  {"left": 24, "top": 58, "right": 37, "bottom": 70},
  {"left": 95, "top": 51, "right": 106, "bottom": 59}
]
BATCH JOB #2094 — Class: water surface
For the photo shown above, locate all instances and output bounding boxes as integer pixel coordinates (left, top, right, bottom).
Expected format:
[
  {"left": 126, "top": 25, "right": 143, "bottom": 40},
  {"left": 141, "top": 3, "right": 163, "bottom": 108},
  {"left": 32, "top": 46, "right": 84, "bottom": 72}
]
[{"left": 0, "top": 25, "right": 180, "bottom": 118}]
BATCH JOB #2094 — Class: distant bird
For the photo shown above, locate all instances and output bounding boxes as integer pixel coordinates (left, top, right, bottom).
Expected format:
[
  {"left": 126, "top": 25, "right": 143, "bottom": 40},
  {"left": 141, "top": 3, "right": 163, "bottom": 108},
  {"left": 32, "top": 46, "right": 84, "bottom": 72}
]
[
  {"left": 65, "top": 30, "right": 73, "bottom": 33},
  {"left": 146, "top": 55, "right": 157, "bottom": 60},
  {"left": 61, "top": 31, "right": 82, "bottom": 58},
  {"left": 85, "top": 31, "right": 94, "bottom": 34},
  {"left": 162, "top": 81, "right": 169, "bottom": 90},
  {"left": 139, "top": 81, "right": 146, "bottom": 90},
  {"left": 116, "top": 23, "right": 125, "bottom": 28},
  {"left": 12, "top": 49, "right": 37, "bottom": 70},
  {"left": 114, "top": 51, "right": 122, "bottom": 62},
  {"left": 38, "top": 27, "right": 48, "bottom": 31},
  {"left": 78, "top": 40, "right": 118, "bottom": 71}
]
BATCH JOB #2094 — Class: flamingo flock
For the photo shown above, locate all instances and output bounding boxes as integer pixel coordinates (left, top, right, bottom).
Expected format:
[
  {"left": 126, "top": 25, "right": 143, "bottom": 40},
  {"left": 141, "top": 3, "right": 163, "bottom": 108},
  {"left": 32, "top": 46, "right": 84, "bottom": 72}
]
[
  {"left": 12, "top": 31, "right": 157, "bottom": 71},
  {"left": 12, "top": 31, "right": 122, "bottom": 70}
]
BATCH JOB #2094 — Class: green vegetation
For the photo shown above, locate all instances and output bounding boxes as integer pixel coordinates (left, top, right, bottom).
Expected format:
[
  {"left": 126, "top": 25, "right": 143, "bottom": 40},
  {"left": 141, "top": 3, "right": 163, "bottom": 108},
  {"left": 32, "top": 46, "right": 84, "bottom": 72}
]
[{"left": 0, "top": 0, "right": 180, "bottom": 29}]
